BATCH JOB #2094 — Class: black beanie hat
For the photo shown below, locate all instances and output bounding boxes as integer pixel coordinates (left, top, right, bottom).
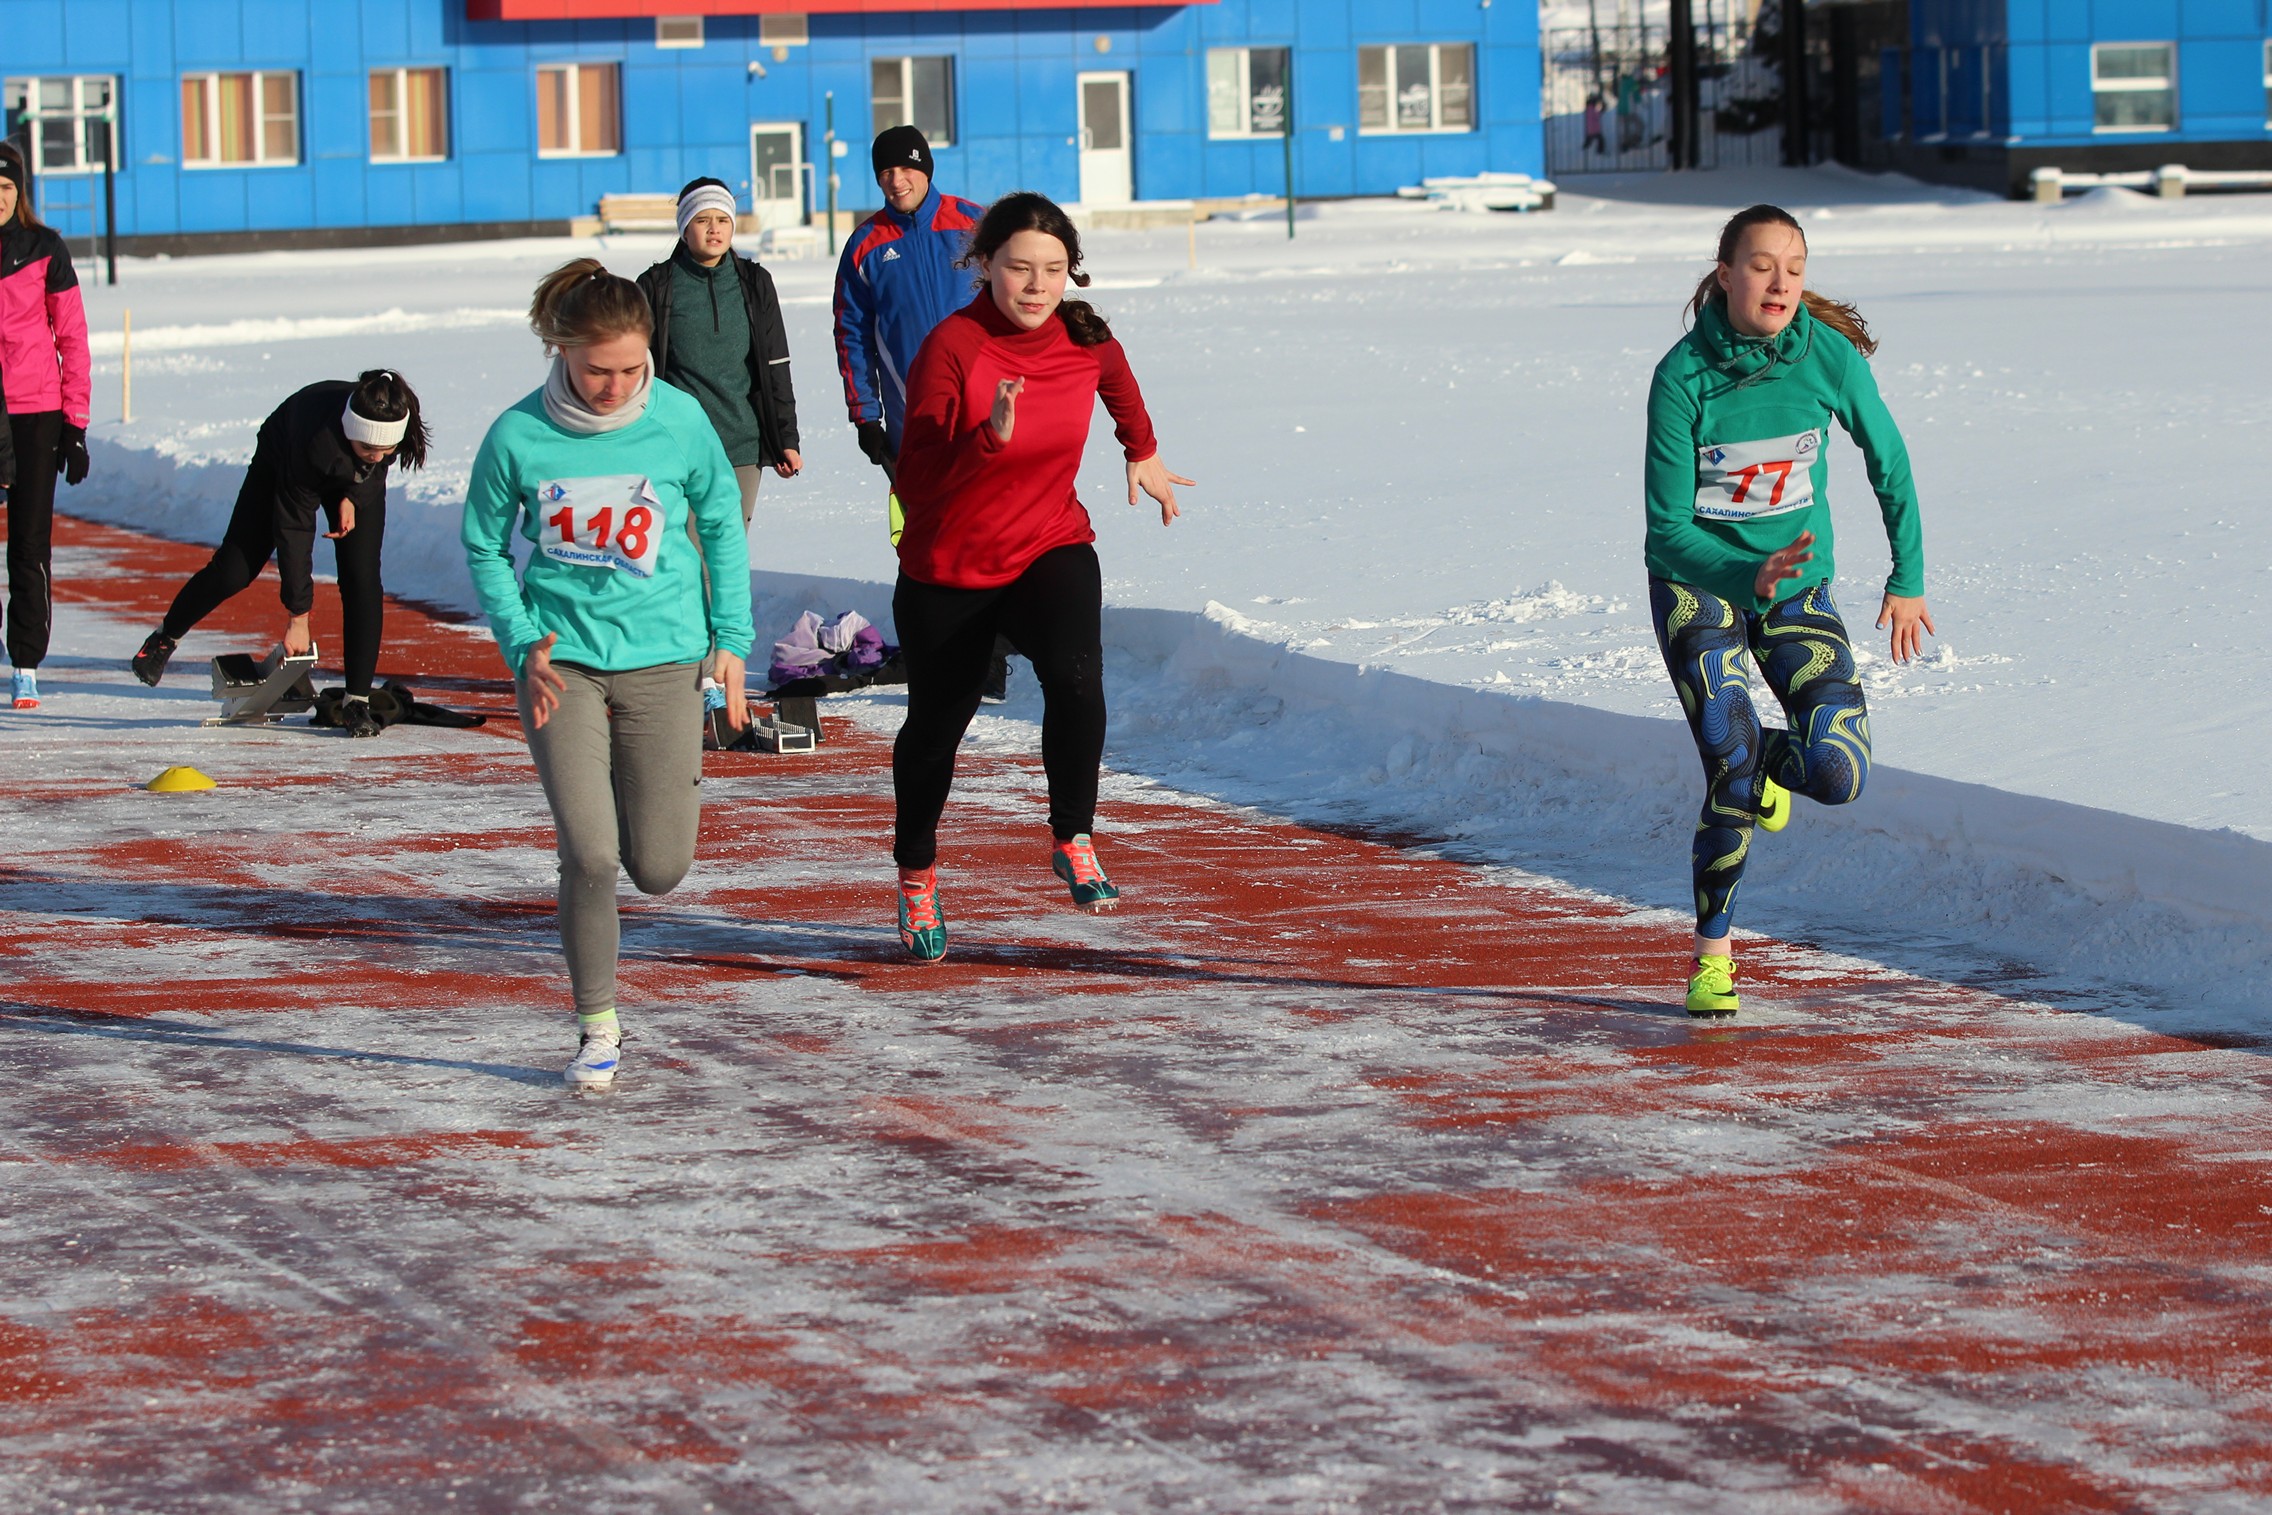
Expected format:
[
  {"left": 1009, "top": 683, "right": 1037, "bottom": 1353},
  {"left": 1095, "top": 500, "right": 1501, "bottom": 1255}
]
[
  {"left": 0, "top": 145, "right": 25, "bottom": 196},
  {"left": 871, "top": 125, "right": 934, "bottom": 181}
]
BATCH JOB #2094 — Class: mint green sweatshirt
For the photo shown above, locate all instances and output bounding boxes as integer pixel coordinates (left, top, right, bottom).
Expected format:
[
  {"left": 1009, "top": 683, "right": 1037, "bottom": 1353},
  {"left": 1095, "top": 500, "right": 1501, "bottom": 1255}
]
[
  {"left": 1644, "top": 300, "right": 1924, "bottom": 614},
  {"left": 462, "top": 379, "right": 755, "bottom": 675}
]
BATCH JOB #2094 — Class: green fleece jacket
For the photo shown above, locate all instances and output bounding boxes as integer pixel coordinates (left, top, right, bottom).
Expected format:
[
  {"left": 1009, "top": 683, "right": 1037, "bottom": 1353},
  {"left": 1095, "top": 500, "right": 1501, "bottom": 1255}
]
[
  {"left": 462, "top": 379, "right": 754, "bottom": 676},
  {"left": 1644, "top": 299, "right": 1924, "bottom": 613}
]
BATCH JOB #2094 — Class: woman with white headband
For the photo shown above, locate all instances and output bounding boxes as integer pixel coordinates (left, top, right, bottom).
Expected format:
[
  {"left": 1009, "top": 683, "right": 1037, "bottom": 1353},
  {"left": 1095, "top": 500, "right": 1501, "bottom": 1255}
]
[{"left": 133, "top": 370, "right": 429, "bottom": 737}]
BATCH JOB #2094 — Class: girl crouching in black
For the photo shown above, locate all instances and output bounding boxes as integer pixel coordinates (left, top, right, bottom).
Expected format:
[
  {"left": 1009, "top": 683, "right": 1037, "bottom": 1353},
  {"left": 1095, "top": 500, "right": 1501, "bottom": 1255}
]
[{"left": 133, "top": 370, "right": 429, "bottom": 735}]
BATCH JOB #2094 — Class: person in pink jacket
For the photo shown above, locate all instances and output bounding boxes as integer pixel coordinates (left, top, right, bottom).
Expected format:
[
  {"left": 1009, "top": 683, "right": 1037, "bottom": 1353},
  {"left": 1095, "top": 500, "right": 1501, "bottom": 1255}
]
[{"left": 0, "top": 143, "right": 94, "bottom": 711}]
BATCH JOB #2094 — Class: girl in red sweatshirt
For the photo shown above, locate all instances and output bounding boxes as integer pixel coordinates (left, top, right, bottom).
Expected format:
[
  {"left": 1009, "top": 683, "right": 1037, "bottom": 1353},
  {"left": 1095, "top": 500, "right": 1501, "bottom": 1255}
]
[{"left": 887, "top": 192, "right": 1193, "bottom": 960}]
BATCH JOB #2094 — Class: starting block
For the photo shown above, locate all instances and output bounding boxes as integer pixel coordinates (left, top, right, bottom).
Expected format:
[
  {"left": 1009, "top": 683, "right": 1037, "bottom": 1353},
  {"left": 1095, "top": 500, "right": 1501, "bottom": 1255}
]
[
  {"left": 748, "top": 713, "right": 817, "bottom": 754},
  {"left": 205, "top": 644, "right": 319, "bottom": 727}
]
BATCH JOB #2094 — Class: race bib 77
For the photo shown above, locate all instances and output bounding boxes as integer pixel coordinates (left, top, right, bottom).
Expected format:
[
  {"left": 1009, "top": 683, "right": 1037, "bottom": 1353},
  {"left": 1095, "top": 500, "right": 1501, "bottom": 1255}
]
[
  {"left": 535, "top": 475, "right": 663, "bottom": 578},
  {"left": 1694, "top": 429, "right": 1823, "bottom": 523}
]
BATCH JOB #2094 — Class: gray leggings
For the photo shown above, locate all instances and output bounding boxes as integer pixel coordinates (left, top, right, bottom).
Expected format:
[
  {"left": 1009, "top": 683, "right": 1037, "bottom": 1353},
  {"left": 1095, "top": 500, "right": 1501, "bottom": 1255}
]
[{"left": 518, "top": 661, "right": 704, "bottom": 1015}]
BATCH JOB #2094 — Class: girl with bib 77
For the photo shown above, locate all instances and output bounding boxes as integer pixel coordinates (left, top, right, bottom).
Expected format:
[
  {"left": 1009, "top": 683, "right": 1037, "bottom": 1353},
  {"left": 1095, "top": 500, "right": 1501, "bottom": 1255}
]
[
  {"left": 462, "top": 259, "right": 756, "bottom": 1089},
  {"left": 1644, "top": 204, "right": 1936, "bottom": 1018}
]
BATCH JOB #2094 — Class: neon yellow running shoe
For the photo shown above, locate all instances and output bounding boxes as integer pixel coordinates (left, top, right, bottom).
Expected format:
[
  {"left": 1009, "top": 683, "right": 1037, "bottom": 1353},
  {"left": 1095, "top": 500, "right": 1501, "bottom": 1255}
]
[
  {"left": 1757, "top": 774, "right": 1791, "bottom": 833},
  {"left": 1686, "top": 955, "right": 1738, "bottom": 1018}
]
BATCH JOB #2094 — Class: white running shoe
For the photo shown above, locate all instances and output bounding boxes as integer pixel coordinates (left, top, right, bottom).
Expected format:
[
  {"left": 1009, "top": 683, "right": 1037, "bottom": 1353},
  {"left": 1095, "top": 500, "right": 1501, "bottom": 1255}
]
[{"left": 564, "top": 1032, "right": 620, "bottom": 1090}]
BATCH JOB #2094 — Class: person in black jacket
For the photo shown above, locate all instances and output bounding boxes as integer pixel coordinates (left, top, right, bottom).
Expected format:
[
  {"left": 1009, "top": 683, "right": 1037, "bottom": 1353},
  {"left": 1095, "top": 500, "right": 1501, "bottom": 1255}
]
[
  {"left": 131, "top": 371, "right": 429, "bottom": 736},
  {"left": 636, "top": 177, "right": 800, "bottom": 525}
]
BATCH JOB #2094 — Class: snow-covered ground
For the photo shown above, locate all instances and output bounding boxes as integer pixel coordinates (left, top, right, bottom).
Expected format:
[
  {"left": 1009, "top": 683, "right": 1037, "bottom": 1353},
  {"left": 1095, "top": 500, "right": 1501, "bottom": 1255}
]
[{"left": 50, "top": 166, "right": 2272, "bottom": 1017}]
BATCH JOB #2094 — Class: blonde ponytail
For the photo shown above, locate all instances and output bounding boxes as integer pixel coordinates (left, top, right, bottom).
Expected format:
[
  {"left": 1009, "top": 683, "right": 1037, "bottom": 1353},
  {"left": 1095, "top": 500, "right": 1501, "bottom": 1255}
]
[{"left": 529, "top": 257, "right": 652, "bottom": 352}]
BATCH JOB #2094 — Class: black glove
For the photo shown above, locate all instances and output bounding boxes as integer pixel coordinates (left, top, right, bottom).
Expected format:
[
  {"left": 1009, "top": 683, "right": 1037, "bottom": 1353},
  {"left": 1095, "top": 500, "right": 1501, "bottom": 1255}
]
[
  {"left": 856, "top": 421, "right": 896, "bottom": 472},
  {"left": 57, "top": 423, "right": 90, "bottom": 487}
]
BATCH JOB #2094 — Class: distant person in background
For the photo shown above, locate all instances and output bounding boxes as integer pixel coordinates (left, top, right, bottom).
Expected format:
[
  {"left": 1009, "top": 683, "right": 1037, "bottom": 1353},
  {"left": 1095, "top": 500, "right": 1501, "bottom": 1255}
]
[
  {"left": 1583, "top": 94, "right": 1607, "bottom": 155},
  {"left": 637, "top": 176, "right": 801, "bottom": 526},
  {"left": 832, "top": 125, "right": 1015, "bottom": 702},
  {"left": 132, "top": 371, "right": 431, "bottom": 738},
  {"left": 1643, "top": 204, "right": 1933, "bottom": 1020},
  {"left": 1617, "top": 72, "right": 1644, "bottom": 152},
  {"left": 0, "top": 141, "right": 93, "bottom": 711}
]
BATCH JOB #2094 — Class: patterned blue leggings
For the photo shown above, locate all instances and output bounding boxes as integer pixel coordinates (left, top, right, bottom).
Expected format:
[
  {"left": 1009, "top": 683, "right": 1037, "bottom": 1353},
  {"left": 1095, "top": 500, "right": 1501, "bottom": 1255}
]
[{"left": 1650, "top": 578, "right": 1871, "bottom": 940}]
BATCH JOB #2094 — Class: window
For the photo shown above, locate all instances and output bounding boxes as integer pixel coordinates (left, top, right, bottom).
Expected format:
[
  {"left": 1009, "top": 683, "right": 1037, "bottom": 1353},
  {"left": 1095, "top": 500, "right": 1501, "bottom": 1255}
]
[
  {"left": 4, "top": 76, "right": 119, "bottom": 174},
  {"left": 2091, "top": 43, "right": 2175, "bottom": 132},
  {"left": 537, "top": 63, "right": 620, "bottom": 156},
  {"left": 871, "top": 57, "right": 953, "bottom": 147},
  {"left": 1207, "top": 47, "right": 1289, "bottom": 138},
  {"left": 759, "top": 14, "right": 808, "bottom": 48},
  {"left": 1358, "top": 44, "right": 1474, "bottom": 134},
  {"left": 182, "top": 71, "right": 298, "bottom": 167},
  {"left": 656, "top": 17, "right": 703, "bottom": 50},
  {"left": 369, "top": 67, "right": 448, "bottom": 162}
]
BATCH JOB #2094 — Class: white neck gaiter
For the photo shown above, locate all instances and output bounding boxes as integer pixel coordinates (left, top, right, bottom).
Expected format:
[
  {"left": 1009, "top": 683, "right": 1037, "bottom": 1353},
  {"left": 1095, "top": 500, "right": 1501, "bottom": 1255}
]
[{"left": 542, "top": 355, "right": 652, "bottom": 435}]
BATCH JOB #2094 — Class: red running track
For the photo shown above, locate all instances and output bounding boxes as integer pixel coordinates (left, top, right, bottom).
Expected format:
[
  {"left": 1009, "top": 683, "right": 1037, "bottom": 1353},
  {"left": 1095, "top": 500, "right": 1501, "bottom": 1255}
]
[{"left": 4, "top": 512, "right": 2270, "bottom": 1513}]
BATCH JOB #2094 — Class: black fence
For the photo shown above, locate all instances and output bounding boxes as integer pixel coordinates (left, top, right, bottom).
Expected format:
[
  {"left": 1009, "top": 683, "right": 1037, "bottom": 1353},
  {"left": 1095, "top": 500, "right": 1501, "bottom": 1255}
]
[{"left": 1542, "top": 3, "right": 1837, "bottom": 178}]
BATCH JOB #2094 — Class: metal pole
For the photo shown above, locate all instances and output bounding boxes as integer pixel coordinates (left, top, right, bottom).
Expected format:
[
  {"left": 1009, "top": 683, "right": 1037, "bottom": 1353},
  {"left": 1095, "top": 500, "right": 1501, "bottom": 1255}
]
[
  {"left": 1668, "top": 0, "right": 1697, "bottom": 170},
  {"left": 101, "top": 120, "right": 118, "bottom": 285},
  {"left": 1282, "top": 59, "right": 1296, "bottom": 241},
  {"left": 824, "top": 91, "right": 839, "bottom": 257}
]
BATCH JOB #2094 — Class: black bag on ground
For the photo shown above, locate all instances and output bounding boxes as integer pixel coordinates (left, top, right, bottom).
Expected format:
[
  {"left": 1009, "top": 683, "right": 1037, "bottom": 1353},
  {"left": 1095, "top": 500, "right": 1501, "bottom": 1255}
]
[{"left": 310, "top": 680, "right": 485, "bottom": 731}]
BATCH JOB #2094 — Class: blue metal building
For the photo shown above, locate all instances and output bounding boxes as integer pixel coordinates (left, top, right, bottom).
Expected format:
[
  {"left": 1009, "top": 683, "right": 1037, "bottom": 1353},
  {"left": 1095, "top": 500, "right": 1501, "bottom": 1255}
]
[
  {"left": 1887, "top": 0, "right": 2272, "bottom": 192},
  {"left": 2, "top": 0, "right": 1543, "bottom": 253}
]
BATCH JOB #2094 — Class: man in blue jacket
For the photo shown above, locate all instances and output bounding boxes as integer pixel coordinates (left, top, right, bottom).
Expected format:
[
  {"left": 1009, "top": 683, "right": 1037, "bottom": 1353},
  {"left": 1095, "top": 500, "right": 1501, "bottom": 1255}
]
[{"left": 832, "top": 126, "right": 984, "bottom": 474}]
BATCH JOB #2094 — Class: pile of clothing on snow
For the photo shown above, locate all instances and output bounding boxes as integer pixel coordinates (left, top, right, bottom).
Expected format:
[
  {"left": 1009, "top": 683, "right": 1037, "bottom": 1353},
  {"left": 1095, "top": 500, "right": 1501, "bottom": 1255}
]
[{"left": 766, "top": 610, "right": 903, "bottom": 694}]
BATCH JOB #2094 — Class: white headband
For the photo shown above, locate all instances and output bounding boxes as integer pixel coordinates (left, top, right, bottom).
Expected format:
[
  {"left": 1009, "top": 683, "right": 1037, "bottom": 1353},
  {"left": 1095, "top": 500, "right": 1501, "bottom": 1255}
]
[
  {"left": 341, "top": 399, "right": 408, "bottom": 447},
  {"left": 677, "top": 183, "right": 739, "bottom": 238}
]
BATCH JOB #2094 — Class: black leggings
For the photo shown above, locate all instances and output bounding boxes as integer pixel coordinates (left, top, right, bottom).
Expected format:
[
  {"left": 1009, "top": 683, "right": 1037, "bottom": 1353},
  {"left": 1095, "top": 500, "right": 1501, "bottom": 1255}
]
[
  {"left": 162, "top": 462, "right": 387, "bottom": 697},
  {"left": 892, "top": 543, "right": 1106, "bottom": 870},
  {"left": 5, "top": 411, "right": 62, "bottom": 670}
]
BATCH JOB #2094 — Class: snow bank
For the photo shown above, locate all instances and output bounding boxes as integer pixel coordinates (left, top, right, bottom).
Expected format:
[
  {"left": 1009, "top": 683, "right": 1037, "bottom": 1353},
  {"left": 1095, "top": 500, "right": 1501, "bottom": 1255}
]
[{"left": 83, "top": 425, "right": 2256, "bottom": 1021}]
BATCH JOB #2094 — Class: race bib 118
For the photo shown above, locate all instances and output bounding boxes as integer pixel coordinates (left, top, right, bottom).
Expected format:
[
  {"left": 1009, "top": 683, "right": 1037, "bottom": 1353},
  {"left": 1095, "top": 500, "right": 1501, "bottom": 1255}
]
[
  {"left": 1694, "top": 429, "right": 1823, "bottom": 522},
  {"left": 536, "top": 475, "right": 663, "bottom": 578}
]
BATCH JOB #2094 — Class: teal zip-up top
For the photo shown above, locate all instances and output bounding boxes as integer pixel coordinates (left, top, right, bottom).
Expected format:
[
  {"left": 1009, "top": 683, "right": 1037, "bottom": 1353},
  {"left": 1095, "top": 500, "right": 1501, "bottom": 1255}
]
[
  {"left": 462, "top": 379, "right": 755, "bottom": 675},
  {"left": 1644, "top": 299, "right": 1924, "bottom": 613}
]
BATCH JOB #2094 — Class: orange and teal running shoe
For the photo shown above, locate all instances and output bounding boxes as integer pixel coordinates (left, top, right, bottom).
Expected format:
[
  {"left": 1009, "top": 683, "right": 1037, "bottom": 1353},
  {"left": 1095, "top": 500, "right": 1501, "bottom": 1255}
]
[
  {"left": 1050, "top": 834, "right": 1120, "bottom": 912},
  {"left": 897, "top": 867, "right": 947, "bottom": 961}
]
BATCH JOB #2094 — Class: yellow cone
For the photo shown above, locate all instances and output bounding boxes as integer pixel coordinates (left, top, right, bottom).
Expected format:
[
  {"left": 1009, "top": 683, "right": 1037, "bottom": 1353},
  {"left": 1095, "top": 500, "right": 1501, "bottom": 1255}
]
[{"left": 146, "top": 766, "right": 216, "bottom": 792}]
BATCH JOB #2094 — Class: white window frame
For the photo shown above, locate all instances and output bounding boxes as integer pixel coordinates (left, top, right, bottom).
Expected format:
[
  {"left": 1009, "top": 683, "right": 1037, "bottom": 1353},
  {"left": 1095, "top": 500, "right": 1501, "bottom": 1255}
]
[
  {"left": 2090, "top": 41, "right": 2176, "bottom": 134},
  {"left": 656, "top": 17, "right": 703, "bottom": 50},
  {"left": 181, "top": 71, "right": 299, "bottom": 168},
  {"left": 4, "top": 75, "right": 120, "bottom": 175},
  {"left": 759, "top": 14, "right": 809, "bottom": 48},
  {"left": 1358, "top": 43, "right": 1476, "bottom": 136},
  {"left": 368, "top": 66, "right": 449, "bottom": 164},
  {"left": 871, "top": 56, "right": 955, "bottom": 148},
  {"left": 1206, "top": 47, "right": 1290, "bottom": 139},
  {"left": 536, "top": 62, "right": 621, "bottom": 159}
]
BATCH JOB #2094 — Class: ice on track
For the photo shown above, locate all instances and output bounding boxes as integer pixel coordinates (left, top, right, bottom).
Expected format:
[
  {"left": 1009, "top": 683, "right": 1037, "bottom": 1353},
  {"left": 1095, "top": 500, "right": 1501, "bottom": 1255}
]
[{"left": 50, "top": 166, "right": 2272, "bottom": 1022}]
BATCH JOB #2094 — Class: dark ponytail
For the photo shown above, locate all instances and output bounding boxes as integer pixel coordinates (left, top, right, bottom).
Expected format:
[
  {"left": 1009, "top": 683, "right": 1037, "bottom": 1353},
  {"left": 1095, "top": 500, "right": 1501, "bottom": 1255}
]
[
  {"left": 960, "top": 191, "right": 1113, "bottom": 346},
  {"left": 529, "top": 256, "right": 652, "bottom": 352},
  {"left": 351, "top": 369, "right": 430, "bottom": 470},
  {"left": 1687, "top": 203, "right": 1877, "bottom": 358}
]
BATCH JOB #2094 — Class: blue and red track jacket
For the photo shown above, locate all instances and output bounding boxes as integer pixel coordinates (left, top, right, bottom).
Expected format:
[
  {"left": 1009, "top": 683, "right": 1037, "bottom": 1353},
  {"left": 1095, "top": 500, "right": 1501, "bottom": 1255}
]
[{"left": 831, "top": 183, "right": 983, "bottom": 446}]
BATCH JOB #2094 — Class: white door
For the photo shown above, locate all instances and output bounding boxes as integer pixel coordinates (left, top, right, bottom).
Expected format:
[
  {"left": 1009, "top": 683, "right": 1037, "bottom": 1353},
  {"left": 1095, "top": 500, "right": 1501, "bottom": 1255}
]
[
  {"left": 1077, "top": 72, "right": 1133, "bottom": 206},
  {"left": 748, "top": 121, "right": 808, "bottom": 232}
]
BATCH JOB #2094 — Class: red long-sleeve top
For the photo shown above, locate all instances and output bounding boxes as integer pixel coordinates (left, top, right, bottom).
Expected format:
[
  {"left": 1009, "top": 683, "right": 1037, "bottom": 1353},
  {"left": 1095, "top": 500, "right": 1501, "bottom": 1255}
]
[{"left": 893, "top": 294, "right": 1158, "bottom": 590}]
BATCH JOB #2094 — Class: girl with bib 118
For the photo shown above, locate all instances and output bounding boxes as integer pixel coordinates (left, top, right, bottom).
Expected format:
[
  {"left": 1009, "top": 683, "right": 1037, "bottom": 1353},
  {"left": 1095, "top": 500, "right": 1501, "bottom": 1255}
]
[
  {"left": 886, "top": 192, "right": 1193, "bottom": 962},
  {"left": 1644, "top": 204, "right": 1935, "bottom": 1018},
  {"left": 462, "top": 259, "right": 755, "bottom": 1089}
]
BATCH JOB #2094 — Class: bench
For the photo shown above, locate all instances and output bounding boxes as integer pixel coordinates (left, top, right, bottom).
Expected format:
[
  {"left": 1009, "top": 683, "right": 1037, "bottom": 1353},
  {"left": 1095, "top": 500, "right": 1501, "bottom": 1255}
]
[
  {"left": 596, "top": 193, "right": 767, "bottom": 235},
  {"left": 2029, "top": 164, "right": 2272, "bottom": 202}
]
